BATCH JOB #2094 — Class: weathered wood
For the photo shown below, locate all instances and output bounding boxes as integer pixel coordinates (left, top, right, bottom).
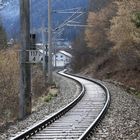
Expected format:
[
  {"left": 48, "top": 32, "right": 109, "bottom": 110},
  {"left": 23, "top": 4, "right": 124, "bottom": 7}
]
[{"left": 19, "top": 0, "right": 31, "bottom": 119}]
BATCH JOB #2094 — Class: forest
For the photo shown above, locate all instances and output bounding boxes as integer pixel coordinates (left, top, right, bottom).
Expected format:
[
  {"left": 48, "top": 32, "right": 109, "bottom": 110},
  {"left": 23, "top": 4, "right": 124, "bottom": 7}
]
[{"left": 72, "top": 0, "right": 140, "bottom": 91}]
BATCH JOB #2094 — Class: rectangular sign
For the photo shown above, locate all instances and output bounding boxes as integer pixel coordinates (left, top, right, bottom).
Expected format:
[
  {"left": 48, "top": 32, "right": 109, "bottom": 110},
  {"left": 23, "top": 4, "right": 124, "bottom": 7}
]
[{"left": 29, "top": 50, "right": 43, "bottom": 63}]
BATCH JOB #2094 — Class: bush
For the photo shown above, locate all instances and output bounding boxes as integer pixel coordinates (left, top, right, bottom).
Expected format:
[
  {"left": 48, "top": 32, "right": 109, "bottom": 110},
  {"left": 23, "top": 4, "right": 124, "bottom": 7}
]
[
  {"left": 43, "top": 94, "right": 52, "bottom": 102},
  {"left": 0, "top": 25, "right": 7, "bottom": 49},
  {"left": 0, "top": 46, "right": 49, "bottom": 126},
  {"left": 0, "top": 46, "right": 19, "bottom": 123},
  {"left": 132, "top": 12, "right": 140, "bottom": 28}
]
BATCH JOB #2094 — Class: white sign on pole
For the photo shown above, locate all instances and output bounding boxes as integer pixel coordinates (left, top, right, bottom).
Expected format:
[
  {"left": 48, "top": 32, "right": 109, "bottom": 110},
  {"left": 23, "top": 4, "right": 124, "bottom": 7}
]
[{"left": 29, "top": 50, "right": 42, "bottom": 63}]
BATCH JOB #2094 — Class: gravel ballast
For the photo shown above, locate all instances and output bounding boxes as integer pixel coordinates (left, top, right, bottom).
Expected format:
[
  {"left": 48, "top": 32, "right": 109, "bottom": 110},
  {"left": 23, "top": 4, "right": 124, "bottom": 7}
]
[
  {"left": 91, "top": 81, "right": 140, "bottom": 140},
  {"left": 0, "top": 73, "right": 80, "bottom": 140},
  {"left": 1, "top": 73, "right": 139, "bottom": 140}
]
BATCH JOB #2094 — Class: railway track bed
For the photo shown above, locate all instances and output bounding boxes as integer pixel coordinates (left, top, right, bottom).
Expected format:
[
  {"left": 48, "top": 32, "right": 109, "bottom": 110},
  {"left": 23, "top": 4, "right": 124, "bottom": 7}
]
[{"left": 11, "top": 71, "right": 110, "bottom": 140}]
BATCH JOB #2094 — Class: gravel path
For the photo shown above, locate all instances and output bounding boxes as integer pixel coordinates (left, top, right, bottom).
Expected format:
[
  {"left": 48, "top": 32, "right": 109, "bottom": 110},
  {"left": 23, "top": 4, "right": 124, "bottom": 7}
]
[
  {"left": 0, "top": 73, "right": 80, "bottom": 140},
  {"left": 91, "top": 81, "right": 140, "bottom": 140}
]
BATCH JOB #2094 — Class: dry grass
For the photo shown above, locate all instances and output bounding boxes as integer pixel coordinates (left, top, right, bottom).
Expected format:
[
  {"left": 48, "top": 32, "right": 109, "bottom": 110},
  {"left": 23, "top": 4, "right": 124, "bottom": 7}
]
[
  {"left": 32, "top": 64, "right": 49, "bottom": 107},
  {"left": 0, "top": 46, "right": 19, "bottom": 125},
  {"left": 0, "top": 46, "right": 49, "bottom": 130}
]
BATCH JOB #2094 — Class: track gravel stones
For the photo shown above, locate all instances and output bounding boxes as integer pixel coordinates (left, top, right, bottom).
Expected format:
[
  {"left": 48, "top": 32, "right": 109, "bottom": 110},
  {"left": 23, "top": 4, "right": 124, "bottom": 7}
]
[
  {"left": 0, "top": 73, "right": 80, "bottom": 140},
  {"left": 1, "top": 73, "right": 139, "bottom": 140},
  {"left": 91, "top": 81, "right": 140, "bottom": 140}
]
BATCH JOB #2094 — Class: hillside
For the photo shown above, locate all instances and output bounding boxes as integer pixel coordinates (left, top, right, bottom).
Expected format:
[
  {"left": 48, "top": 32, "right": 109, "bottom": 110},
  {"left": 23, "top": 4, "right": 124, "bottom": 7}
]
[
  {"left": 72, "top": 0, "right": 140, "bottom": 91},
  {"left": 0, "top": 0, "right": 88, "bottom": 41}
]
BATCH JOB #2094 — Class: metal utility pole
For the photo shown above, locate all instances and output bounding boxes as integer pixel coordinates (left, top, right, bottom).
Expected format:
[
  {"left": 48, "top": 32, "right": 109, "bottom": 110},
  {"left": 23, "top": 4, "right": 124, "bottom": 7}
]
[
  {"left": 48, "top": 0, "right": 53, "bottom": 84},
  {"left": 41, "top": 21, "right": 47, "bottom": 83},
  {"left": 19, "top": 0, "right": 31, "bottom": 119}
]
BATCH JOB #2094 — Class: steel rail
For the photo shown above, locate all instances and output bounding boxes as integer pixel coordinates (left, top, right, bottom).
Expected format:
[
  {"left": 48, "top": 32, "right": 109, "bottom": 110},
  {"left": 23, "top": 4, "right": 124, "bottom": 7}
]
[
  {"left": 11, "top": 71, "right": 110, "bottom": 140},
  {"left": 66, "top": 73, "right": 110, "bottom": 140},
  {"left": 11, "top": 71, "right": 85, "bottom": 140}
]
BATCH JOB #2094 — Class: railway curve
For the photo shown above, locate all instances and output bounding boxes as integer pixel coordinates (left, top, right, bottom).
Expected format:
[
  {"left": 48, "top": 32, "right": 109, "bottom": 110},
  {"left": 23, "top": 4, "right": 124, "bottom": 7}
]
[{"left": 11, "top": 70, "right": 110, "bottom": 140}]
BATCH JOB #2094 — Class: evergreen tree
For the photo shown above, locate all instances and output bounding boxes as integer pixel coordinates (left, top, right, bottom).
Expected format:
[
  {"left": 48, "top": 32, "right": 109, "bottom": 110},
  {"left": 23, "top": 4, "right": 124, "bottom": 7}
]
[{"left": 0, "top": 21, "right": 7, "bottom": 49}]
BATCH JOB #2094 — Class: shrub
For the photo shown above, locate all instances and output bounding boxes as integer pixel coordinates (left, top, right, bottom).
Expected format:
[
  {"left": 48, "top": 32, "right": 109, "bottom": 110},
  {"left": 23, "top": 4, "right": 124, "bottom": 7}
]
[
  {"left": 0, "top": 46, "right": 49, "bottom": 126},
  {"left": 132, "top": 12, "right": 140, "bottom": 28},
  {"left": 0, "top": 46, "right": 19, "bottom": 123},
  {"left": 0, "top": 24, "right": 7, "bottom": 49},
  {"left": 43, "top": 94, "right": 52, "bottom": 102}
]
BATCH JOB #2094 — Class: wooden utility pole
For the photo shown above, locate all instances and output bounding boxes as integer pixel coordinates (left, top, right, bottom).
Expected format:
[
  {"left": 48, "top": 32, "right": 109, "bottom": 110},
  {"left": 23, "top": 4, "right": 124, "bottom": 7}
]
[
  {"left": 19, "top": 0, "right": 31, "bottom": 119},
  {"left": 48, "top": 0, "right": 53, "bottom": 84}
]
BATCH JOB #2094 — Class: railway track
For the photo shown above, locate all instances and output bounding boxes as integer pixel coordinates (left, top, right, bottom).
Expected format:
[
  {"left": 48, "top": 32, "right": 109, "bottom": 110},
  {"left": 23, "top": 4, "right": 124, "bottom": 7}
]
[{"left": 11, "top": 70, "right": 110, "bottom": 140}]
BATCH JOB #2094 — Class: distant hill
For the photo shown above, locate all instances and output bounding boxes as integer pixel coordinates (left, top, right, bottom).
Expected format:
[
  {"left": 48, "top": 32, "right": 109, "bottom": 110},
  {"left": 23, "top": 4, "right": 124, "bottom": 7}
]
[{"left": 0, "top": 0, "right": 88, "bottom": 41}]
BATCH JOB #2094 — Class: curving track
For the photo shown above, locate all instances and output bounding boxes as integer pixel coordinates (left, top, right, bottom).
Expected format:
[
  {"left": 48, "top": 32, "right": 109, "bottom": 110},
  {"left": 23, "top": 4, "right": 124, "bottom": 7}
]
[{"left": 11, "top": 71, "right": 110, "bottom": 140}]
